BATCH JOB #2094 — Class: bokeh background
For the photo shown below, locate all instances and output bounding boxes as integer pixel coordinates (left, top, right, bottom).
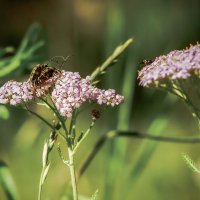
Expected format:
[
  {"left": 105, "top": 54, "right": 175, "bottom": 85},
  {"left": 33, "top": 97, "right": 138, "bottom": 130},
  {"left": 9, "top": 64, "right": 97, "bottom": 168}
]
[{"left": 0, "top": 0, "right": 200, "bottom": 199}]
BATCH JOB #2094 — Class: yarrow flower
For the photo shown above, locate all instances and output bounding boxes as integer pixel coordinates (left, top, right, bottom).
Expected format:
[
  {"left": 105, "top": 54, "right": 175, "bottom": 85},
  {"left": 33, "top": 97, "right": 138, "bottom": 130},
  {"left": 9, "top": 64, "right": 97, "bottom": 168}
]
[
  {"left": 0, "top": 81, "right": 34, "bottom": 105},
  {"left": 0, "top": 75, "right": 60, "bottom": 106},
  {"left": 0, "top": 69, "right": 124, "bottom": 118},
  {"left": 138, "top": 43, "right": 200, "bottom": 87},
  {"left": 52, "top": 70, "right": 124, "bottom": 118},
  {"left": 138, "top": 43, "right": 200, "bottom": 119}
]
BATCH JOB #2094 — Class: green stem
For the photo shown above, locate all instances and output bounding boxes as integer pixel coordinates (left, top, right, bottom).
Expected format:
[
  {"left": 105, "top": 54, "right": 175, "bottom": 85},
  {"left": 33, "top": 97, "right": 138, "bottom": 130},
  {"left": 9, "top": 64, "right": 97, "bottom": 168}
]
[
  {"left": 49, "top": 98, "right": 69, "bottom": 135},
  {"left": 41, "top": 97, "right": 69, "bottom": 136},
  {"left": 25, "top": 107, "right": 55, "bottom": 129},
  {"left": 38, "top": 167, "right": 45, "bottom": 200},
  {"left": 73, "top": 120, "right": 95, "bottom": 155},
  {"left": 78, "top": 130, "right": 200, "bottom": 178},
  {"left": 25, "top": 105, "right": 67, "bottom": 140},
  {"left": 90, "top": 38, "right": 133, "bottom": 81},
  {"left": 69, "top": 110, "right": 77, "bottom": 133},
  {"left": 40, "top": 97, "right": 62, "bottom": 120},
  {"left": 68, "top": 148, "right": 78, "bottom": 200},
  {"left": 178, "top": 80, "right": 200, "bottom": 122}
]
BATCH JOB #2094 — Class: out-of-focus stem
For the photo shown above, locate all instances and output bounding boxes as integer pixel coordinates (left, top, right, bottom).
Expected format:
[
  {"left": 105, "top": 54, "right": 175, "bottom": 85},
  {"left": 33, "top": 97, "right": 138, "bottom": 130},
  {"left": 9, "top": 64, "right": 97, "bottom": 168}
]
[{"left": 78, "top": 130, "right": 200, "bottom": 178}]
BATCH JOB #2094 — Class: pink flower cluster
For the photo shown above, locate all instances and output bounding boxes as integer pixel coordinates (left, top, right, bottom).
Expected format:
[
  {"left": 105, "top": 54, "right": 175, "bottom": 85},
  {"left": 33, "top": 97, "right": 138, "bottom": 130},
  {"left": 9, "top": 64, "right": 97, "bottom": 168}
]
[
  {"left": 0, "top": 81, "right": 33, "bottom": 105},
  {"left": 52, "top": 71, "right": 124, "bottom": 117},
  {"left": 138, "top": 44, "right": 200, "bottom": 87},
  {"left": 0, "top": 70, "right": 124, "bottom": 118}
]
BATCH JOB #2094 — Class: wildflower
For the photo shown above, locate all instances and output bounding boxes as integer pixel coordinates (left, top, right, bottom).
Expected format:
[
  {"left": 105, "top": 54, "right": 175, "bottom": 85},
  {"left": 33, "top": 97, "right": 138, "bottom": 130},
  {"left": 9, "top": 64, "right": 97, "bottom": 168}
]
[
  {"left": 0, "top": 69, "right": 124, "bottom": 118},
  {"left": 51, "top": 70, "right": 124, "bottom": 118},
  {"left": 0, "top": 81, "right": 34, "bottom": 105},
  {"left": 138, "top": 43, "right": 200, "bottom": 119},
  {"left": 138, "top": 43, "right": 200, "bottom": 87}
]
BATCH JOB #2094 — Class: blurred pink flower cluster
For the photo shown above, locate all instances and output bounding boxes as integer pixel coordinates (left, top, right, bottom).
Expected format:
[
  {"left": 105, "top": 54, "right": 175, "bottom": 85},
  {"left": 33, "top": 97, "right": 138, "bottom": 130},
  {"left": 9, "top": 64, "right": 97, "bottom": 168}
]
[{"left": 138, "top": 44, "right": 200, "bottom": 87}]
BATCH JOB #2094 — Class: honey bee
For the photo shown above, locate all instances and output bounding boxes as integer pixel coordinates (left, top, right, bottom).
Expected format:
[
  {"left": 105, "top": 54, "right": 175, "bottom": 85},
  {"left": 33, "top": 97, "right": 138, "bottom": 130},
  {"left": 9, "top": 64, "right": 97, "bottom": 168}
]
[{"left": 29, "top": 64, "right": 61, "bottom": 88}]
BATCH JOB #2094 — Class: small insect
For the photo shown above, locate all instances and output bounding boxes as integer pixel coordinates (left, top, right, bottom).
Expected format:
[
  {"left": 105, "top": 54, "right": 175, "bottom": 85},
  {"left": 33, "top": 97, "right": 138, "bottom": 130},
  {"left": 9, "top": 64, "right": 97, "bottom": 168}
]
[
  {"left": 29, "top": 64, "right": 61, "bottom": 88},
  {"left": 140, "top": 59, "right": 155, "bottom": 67}
]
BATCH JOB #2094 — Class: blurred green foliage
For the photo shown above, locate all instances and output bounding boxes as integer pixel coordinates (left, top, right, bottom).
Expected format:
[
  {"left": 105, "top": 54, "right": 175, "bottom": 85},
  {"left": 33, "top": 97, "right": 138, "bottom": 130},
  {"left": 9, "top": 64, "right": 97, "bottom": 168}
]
[
  {"left": 0, "top": 161, "right": 19, "bottom": 200},
  {"left": 0, "top": 106, "right": 9, "bottom": 120},
  {"left": 0, "top": 23, "right": 44, "bottom": 80},
  {"left": 0, "top": 0, "right": 200, "bottom": 200}
]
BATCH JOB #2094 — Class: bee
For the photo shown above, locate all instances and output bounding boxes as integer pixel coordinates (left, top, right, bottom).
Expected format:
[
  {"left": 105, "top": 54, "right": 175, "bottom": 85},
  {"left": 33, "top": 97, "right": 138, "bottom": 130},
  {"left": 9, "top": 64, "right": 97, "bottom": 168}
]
[{"left": 29, "top": 64, "right": 61, "bottom": 88}]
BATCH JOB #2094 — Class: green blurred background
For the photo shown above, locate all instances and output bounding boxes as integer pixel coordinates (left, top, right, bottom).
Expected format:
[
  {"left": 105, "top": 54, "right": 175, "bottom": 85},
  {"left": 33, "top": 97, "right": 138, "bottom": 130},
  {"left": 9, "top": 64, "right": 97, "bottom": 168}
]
[{"left": 0, "top": 0, "right": 200, "bottom": 199}]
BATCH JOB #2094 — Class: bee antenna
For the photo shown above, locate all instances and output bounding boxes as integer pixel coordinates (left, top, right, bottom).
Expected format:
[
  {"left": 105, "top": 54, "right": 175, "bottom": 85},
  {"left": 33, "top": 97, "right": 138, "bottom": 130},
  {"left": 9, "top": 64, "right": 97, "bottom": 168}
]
[
  {"left": 60, "top": 55, "right": 74, "bottom": 68},
  {"left": 48, "top": 55, "right": 74, "bottom": 69}
]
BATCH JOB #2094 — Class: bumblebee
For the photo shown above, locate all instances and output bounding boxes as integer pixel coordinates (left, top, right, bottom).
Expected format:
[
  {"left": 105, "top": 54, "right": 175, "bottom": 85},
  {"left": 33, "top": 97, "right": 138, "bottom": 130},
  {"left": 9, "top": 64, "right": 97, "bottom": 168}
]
[{"left": 29, "top": 64, "right": 61, "bottom": 88}]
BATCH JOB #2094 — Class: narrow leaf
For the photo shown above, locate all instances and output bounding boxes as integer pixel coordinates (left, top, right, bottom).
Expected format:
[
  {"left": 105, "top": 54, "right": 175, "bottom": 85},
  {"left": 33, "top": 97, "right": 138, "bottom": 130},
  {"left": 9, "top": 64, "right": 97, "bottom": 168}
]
[{"left": 41, "top": 164, "right": 50, "bottom": 185}]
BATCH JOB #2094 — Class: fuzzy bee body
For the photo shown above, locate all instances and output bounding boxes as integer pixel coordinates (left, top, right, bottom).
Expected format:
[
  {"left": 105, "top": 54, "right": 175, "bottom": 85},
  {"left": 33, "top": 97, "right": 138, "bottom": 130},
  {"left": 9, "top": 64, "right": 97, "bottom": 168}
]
[{"left": 29, "top": 64, "right": 61, "bottom": 88}]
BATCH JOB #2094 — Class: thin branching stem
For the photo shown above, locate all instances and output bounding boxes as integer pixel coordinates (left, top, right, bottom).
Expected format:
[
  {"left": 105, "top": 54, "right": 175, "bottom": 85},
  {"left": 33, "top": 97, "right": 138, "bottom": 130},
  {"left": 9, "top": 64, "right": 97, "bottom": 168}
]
[
  {"left": 73, "top": 120, "right": 95, "bottom": 155},
  {"left": 41, "top": 97, "right": 69, "bottom": 137},
  {"left": 90, "top": 38, "right": 133, "bottom": 81},
  {"left": 78, "top": 130, "right": 200, "bottom": 178},
  {"left": 25, "top": 105, "right": 54, "bottom": 129},
  {"left": 25, "top": 104, "right": 66, "bottom": 140},
  {"left": 69, "top": 109, "right": 79, "bottom": 149},
  {"left": 49, "top": 97, "right": 69, "bottom": 135}
]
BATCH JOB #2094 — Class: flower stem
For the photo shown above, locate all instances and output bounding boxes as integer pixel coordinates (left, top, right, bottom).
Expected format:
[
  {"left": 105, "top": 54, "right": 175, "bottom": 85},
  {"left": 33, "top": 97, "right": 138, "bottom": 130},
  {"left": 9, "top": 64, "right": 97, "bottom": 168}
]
[
  {"left": 67, "top": 148, "right": 78, "bottom": 200},
  {"left": 41, "top": 97, "right": 70, "bottom": 142},
  {"left": 38, "top": 167, "right": 45, "bottom": 200},
  {"left": 25, "top": 105, "right": 55, "bottom": 129},
  {"left": 73, "top": 120, "right": 95, "bottom": 155},
  {"left": 78, "top": 130, "right": 200, "bottom": 178},
  {"left": 90, "top": 38, "right": 133, "bottom": 81}
]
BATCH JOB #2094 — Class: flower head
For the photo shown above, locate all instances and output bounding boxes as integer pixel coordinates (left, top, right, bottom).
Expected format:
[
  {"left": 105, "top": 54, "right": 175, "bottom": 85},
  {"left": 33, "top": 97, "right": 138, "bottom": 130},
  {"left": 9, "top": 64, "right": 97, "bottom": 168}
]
[
  {"left": 0, "top": 81, "right": 34, "bottom": 105},
  {"left": 51, "top": 70, "right": 124, "bottom": 118},
  {"left": 138, "top": 43, "right": 200, "bottom": 119},
  {"left": 0, "top": 68, "right": 124, "bottom": 118},
  {"left": 138, "top": 44, "right": 200, "bottom": 87}
]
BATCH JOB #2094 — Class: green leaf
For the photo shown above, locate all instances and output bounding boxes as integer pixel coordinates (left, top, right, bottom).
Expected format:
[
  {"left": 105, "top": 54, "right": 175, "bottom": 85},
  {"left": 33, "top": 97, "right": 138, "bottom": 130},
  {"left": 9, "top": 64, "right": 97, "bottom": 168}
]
[
  {"left": 0, "top": 47, "right": 15, "bottom": 59},
  {"left": 0, "top": 23, "right": 44, "bottom": 78},
  {"left": 0, "top": 105, "right": 10, "bottom": 119},
  {"left": 0, "top": 161, "right": 20, "bottom": 200},
  {"left": 41, "top": 164, "right": 50, "bottom": 185}
]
